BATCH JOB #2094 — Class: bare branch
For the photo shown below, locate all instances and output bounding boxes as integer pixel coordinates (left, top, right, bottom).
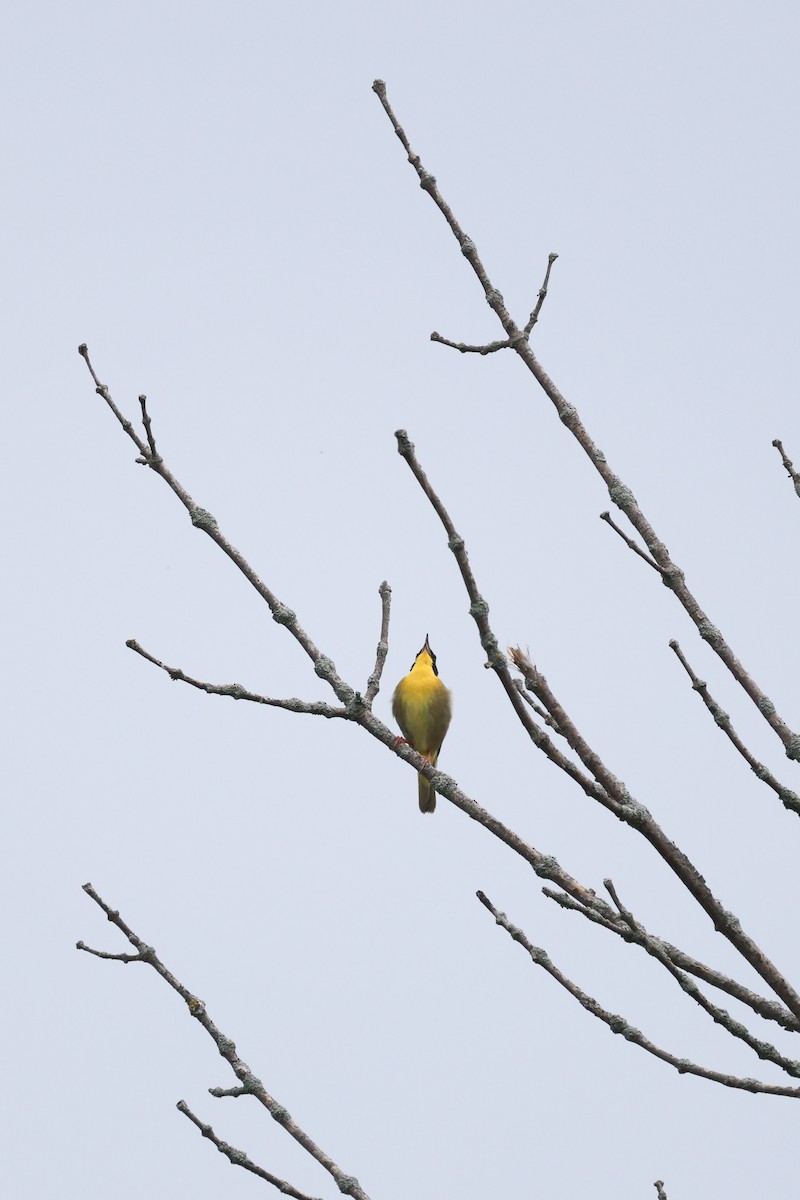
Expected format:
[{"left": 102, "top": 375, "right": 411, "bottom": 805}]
[
  {"left": 177, "top": 1101, "right": 321, "bottom": 1200},
  {"left": 79, "top": 884, "right": 373, "bottom": 1200},
  {"left": 506, "top": 645, "right": 800, "bottom": 1020},
  {"left": 513, "top": 677, "right": 563, "bottom": 733},
  {"left": 75, "top": 940, "right": 147, "bottom": 964},
  {"left": 599, "top": 510, "right": 665, "bottom": 575},
  {"left": 670, "top": 640, "right": 800, "bottom": 816},
  {"left": 604, "top": 880, "right": 800, "bottom": 1079},
  {"left": 773, "top": 438, "right": 800, "bottom": 499},
  {"left": 523, "top": 252, "right": 559, "bottom": 336},
  {"left": 138, "top": 394, "right": 159, "bottom": 461},
  {"left": 125, "top": 639, "right": 347, "bottom": 718},
  {"left": 393, "top": 428, "right": 609, "bottom": 803},
  {"left": 77, "top": 345, "right": 357, "bottom": 710},
  {"left": 477, "top": 891, "right": 800, "bottom": 1098},
  {"left": 82, "top": 329, "right": 800, "bottom": 1039},
  {"left": 430, "top": 330, "right": 514, "bottom": 355},
  {"left": 372, "top": 83, "right": 800, "bottom": 759},
  {"left": 364, "top": 580, "right": 392, "bottom": 704},
  {"left": 74, "top": 361, "right": 675, "bottom": 941},
  {"left": 542, "top": 886, "right": 800, "bottom": 1034},
  {"left": 654, "top": 1182, "right": 668, "bottom": 1200},
  {"left": 396, "top": 407, "right": 800, "bottom": 1020},
  {"left": 78, "top": 346, "right": 681, "bottom": 936}
]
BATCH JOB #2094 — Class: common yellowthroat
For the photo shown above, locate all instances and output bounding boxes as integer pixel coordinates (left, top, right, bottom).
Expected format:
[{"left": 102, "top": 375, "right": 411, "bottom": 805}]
[{"left": 392, "top": 636, "right": 452, "bottom": 813}]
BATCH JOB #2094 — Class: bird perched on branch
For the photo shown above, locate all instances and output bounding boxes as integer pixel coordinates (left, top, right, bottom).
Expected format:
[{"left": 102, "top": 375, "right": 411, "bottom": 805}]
[{"left": 392, "top": 636, "right": 452, "bottom": 813}]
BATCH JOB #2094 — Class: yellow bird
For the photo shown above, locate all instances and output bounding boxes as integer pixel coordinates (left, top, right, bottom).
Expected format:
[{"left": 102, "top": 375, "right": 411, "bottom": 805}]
[{"left": 392, "top": 635, "right": 452, "bottom": 813}]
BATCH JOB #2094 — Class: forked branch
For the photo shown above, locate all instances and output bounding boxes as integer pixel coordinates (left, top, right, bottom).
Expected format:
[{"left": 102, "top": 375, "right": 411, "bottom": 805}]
[
  {"left": 394, "top": 413, "right": 800, "bottom": 1021},
  {"left": 477, "top": 891, "right": 800, "bottom": 1099},
  {"left": 78, "top": 884, "right": 371, "bottom": 1200},
  {"left": 177, "top": 1101, "right": 321, "bottom": 1200},
  {"left": 372, "top": 82, "right": 800, "bottom": 762}
]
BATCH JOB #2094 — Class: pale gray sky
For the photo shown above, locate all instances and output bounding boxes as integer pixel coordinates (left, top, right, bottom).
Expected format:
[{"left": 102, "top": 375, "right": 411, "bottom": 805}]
[{"left": 5, "top": 2, "right": 800, "bottom": 1197}]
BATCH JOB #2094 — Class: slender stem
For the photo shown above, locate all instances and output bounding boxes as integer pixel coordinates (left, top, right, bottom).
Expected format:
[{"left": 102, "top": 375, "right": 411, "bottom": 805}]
[
  {"left": 365, "top": 581, "right": 392, "bottom": 704},
  {"left": 523, "top": 252, "right": 559, "bottom": 335},
  {"left": 670, "top": 640, "right": 800, "bottom": 816},
  {"left": 177, "top": 1101, "right": 321, "bottom": 1200},
  {"left": 773, "top": 439, "right": 800, "bottom": 499},
  {"left": 126, "top": 639, "right": 346, "bottom": 718}
]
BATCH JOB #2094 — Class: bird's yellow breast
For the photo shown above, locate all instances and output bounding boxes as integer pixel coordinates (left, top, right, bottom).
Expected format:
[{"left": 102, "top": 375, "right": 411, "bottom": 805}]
[{"left": 392, "top": 654, "right": 452, "bottom": 756}]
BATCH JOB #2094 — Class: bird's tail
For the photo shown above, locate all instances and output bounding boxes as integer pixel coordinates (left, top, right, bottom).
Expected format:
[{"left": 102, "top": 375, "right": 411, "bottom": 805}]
[{"left": 418, "top": 754, "right": 437, "bottom": 814}]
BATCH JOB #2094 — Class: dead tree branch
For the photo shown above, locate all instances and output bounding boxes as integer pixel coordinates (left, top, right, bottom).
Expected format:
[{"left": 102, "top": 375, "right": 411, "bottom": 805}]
[
  {"left": 477, "top": 891, "right": 800, "bottom": 1098},
  {"left": 78, "top": 884, "right": 371, "bottom": 1200},
  {"left": 669, "top": 640, "right": 800, "bottom": 816},
  {"left": 177, "top": 1101, "right": 321, "bottom": 1199},
  {"left": 773, "top": 439, "right": 800, "bottom": 499},
  {"left": 372, "top": 81, "right": 800, "bottom": 763}
]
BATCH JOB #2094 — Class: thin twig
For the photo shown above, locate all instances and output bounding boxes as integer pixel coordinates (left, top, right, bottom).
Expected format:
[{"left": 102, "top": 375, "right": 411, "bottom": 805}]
[
  {"left": 513, "top": 678, "right": 563, "bottom": 733},
  {"left": 365, "top": 580, "right": 392, "bottom": 704},
  {"left": 523, "top": 252, "right": 559, "bottom": 335},
  {"left": 542, "top": 887, "right": 800, "bottom": 1034},
  {"left": 506, "top": 645, "right": 800, "bottom": 1021},
  {"left": 78, "top": 884, "right": 373, "bottom": 1200},
  {"left": 177, "top": 1101, "right": 321, "bottom": 1200},
  {"left": 604, "top": 880, "right": 800, "bottom": 1078},
  {"left": 599, "top": 510, "right": 665, "bottom": 575},
  {"left": 773, "top": 439, "right": 800, "bottom": 499},
  {"left": 399, "top": 406, "right": 800, "bottom": 1021},
  {"left": 670, "top": 640, "right": 800, "bottom": 816},
  {"left": 394, "top": 429, "right": 610, "bottom": 805},
  {"left": 78, "top": 344, "right": 357, "bottom": 710},
  {"left": 476, "top": 891, "right": 800, "bottom": 1098},
  {"left": 430, "top": 331, "right": 514, "bottom": 355},
  {"left": 139, "top": 394, "right": 159, "bottom": 460},
  {"left": 125, "top": 639, "right": 346, "bottom": 718},
  {"left": 372, "top": 83, "right": 800, "bottom": 760}
]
